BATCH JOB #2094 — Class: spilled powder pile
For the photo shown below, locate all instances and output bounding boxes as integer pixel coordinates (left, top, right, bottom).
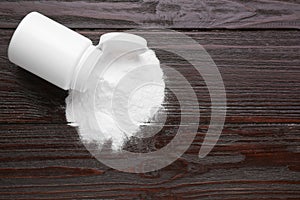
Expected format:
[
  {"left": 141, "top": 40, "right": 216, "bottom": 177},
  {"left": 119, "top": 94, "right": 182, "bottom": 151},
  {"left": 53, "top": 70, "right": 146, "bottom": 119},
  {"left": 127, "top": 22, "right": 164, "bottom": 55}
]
[{"left": 65, "top": 48, "right": 165, "bottom": 151}]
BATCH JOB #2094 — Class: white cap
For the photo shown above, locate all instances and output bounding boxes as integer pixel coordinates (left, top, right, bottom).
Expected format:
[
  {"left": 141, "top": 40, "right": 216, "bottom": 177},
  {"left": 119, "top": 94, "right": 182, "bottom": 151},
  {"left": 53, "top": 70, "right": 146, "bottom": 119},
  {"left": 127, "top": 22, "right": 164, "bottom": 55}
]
[{"left": 8, "top": 12, "right": 100, "bottom": 91}]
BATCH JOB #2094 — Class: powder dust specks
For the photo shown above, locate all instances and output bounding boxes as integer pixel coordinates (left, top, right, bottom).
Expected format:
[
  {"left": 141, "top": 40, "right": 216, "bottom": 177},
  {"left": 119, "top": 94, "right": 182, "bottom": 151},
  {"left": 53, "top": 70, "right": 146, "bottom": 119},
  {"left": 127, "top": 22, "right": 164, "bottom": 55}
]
[{"left": 65, "top": 48, "right": 165, "bottom": 151}]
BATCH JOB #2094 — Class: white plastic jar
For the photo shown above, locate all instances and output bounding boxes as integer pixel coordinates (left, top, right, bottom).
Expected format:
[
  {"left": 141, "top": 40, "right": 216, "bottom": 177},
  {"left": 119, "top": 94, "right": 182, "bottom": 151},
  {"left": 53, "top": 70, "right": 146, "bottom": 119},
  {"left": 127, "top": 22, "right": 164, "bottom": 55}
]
[{"left": 8, "top": 12, "right": 148, "bottom": 92}]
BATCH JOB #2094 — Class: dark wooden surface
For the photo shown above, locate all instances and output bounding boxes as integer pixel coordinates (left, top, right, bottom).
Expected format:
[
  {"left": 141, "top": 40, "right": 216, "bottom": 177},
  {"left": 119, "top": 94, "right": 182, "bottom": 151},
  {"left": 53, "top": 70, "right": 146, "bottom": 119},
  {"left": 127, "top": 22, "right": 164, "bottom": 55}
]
[
  {"left": 0, "top": 1, "right": 300, "bottom": 199},
  {"left": 0, "top": 0, "right": 300, "bottom": 29}
]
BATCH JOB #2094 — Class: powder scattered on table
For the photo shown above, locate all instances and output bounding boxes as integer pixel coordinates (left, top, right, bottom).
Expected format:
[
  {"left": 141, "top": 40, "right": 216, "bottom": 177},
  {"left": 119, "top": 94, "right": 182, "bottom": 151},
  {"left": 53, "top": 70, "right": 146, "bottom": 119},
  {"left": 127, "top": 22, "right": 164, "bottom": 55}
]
[{"left": 65, "top": 48, "right": 165, "bottom": 151}]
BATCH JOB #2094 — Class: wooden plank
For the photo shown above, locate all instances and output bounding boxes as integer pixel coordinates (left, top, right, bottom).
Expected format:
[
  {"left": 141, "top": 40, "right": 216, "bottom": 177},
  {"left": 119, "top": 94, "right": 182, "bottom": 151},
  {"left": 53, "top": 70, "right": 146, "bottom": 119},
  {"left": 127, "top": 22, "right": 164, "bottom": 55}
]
[
  {"left": 0, "top": 123, "right": 299, "bottom": 199},
  {"left": 0, "top": 30, "right": 299, "bottom": 124},
  {"left": 0, "top": 0, "right": 299, "bottom": 29},
  {"left": 1, "top": 0, "right": 299, "bottom": 198}
]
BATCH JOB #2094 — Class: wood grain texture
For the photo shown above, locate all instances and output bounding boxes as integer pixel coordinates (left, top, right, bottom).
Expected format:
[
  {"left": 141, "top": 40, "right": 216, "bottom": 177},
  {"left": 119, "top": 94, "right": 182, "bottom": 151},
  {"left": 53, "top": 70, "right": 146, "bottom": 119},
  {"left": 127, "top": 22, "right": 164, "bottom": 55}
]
[
  {"left": 1, "top": 30, "right": 299, "bottom": 124},
  {"left": 0, "top": 0, "right": 299, "bottom": 29},
  {"left": 0, "top": 123, "right": 299, "bottom": 199},
  {"left": 0, "top": 28, "right": 300, "bottom": 199},
  {"left": 1, "top": 0, "right": 300, "bottom": 198}
]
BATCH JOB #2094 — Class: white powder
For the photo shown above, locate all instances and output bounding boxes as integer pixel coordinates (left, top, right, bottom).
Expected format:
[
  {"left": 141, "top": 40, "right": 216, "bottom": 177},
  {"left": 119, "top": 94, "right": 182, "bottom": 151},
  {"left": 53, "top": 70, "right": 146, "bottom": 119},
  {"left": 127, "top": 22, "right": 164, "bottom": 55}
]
[{"left": 65, "top": 48, "right": 165, "bottom": 151}]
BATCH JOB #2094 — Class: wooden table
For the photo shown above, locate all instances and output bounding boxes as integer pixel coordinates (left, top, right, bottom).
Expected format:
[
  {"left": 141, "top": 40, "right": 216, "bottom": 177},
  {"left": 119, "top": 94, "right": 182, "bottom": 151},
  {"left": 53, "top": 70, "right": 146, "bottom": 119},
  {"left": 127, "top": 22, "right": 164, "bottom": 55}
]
[{"left": 0, "top": 1, "right": 299, "bottom": 199}]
